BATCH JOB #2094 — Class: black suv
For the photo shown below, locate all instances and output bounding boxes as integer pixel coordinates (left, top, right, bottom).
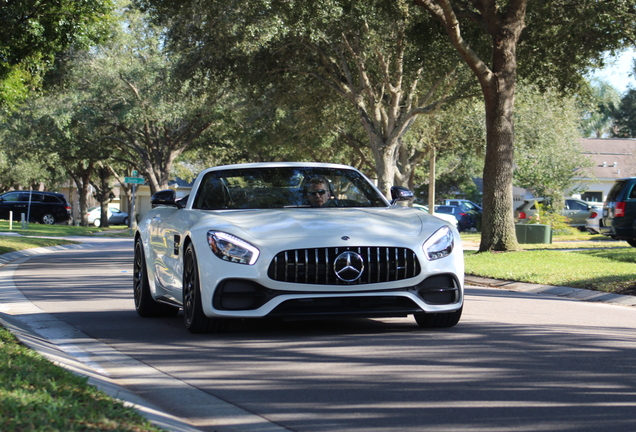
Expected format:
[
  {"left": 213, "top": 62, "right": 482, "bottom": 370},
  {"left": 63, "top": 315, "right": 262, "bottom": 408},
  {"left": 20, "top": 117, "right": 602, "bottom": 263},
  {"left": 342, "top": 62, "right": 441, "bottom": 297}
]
[
  {"left": 0, "top": 191, "right": 72, "bottom": 225},
  {"left": 599, "top": 177, "right": 636, "bottom": 246}
]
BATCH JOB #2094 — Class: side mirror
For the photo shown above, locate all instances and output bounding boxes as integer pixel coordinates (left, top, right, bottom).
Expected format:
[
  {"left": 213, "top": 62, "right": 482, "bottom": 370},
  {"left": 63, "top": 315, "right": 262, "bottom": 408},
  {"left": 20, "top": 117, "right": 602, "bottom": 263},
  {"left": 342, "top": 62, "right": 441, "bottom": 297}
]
[
  {"left": 390, "top": 186, "right": 414, "bottom": 205},
  {"left": 151, "top": 189, "right": 182, "bottom": 208}
]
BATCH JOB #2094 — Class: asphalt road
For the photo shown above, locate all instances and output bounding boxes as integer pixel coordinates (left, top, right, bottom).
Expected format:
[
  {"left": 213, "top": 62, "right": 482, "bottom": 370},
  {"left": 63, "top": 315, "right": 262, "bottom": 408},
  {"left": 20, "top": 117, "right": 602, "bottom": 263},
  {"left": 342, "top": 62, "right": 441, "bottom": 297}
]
[{"left": 2, "top": 237, "right": 636, "bottom": 432}]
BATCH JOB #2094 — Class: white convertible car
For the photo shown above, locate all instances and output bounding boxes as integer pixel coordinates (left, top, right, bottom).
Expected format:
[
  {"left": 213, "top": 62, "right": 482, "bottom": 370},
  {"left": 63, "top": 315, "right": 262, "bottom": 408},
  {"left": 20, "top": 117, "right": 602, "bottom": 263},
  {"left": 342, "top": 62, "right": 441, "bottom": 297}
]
[{"left": 134, "top": 162, "right": 464, "bottom": 333}]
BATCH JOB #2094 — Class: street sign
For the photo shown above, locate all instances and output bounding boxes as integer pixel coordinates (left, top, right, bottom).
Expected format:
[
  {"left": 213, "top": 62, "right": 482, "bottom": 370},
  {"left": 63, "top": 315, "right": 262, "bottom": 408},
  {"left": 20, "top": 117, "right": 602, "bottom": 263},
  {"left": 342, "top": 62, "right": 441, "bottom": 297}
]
[{"left": 124, "top": 177, "right": 144, "bottom": 184}]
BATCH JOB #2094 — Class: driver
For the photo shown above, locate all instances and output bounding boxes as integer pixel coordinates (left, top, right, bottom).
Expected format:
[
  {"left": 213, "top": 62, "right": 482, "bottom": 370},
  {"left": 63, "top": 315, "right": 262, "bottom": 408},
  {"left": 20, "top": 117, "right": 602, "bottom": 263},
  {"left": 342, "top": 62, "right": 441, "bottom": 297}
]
[{"left": 305, "top": 176, "right": 332, "bottom": 207}]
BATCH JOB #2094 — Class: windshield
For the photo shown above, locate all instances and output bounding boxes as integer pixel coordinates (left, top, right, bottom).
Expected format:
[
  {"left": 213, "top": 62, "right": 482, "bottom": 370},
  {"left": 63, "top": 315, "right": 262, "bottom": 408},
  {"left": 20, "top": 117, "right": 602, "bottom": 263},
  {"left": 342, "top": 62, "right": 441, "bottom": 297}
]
[{"left": 192, "top": 167, "right": 388, "bottom": 210}]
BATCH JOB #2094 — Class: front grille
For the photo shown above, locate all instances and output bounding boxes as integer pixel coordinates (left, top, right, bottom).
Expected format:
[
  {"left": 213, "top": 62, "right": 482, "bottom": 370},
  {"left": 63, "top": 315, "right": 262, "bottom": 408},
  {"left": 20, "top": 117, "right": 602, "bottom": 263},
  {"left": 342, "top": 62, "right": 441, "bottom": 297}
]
[{"left": 268, "top": 247, "right": 421, "bottom": 285}]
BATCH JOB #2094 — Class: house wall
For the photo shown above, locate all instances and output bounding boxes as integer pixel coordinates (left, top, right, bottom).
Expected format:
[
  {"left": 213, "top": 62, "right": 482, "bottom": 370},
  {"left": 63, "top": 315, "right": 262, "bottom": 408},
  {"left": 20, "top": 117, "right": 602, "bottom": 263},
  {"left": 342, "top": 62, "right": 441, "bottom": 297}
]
[
  {"left": 517, "top": 138, "right": 636, "bottom": 206},
  {"left": 568, "top": 138, "right": 636, "bottom": 203}
]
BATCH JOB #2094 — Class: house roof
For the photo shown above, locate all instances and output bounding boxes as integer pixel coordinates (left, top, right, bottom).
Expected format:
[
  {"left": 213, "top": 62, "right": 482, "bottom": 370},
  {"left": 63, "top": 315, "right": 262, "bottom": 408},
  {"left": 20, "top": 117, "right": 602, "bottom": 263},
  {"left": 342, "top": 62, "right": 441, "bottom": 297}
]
[{"left": 578, "top": 138, "right": 636, "bottom": 180}]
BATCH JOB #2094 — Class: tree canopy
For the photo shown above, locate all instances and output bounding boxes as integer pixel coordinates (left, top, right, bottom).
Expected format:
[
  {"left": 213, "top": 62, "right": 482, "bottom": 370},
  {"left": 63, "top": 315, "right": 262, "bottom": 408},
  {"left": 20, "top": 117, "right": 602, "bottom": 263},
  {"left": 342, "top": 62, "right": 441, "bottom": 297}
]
[
  {"left": 138, "top": 0, "right": 481, "bottom": 195},
  {"left": 514, "top": 85, "right": 592, "bottom": 205},
  {"left": 414, "top": 0, "right": 635, "bottom": 251},
  {"left": 0, "top": 0, "right": 114, "bottom": 108}
]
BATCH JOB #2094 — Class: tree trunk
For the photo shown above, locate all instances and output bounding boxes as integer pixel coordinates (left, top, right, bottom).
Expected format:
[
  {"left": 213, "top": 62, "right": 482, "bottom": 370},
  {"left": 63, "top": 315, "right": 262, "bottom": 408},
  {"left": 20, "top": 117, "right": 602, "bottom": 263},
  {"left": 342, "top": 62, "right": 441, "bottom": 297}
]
[
  {"left": 93, "top": 165, "right": 112, "bottom": 228},
  {"left": 478, "top": 13, "right": 523, "bottom": 252},
  {"left": 69, "top": 164, "right": 93, "bottom": 227},
  {"left": 479, "top": 86, "right": 518, "bottom": 250},
  {"left": 414, "top": 0, "right": 527, "bottom": 252}
]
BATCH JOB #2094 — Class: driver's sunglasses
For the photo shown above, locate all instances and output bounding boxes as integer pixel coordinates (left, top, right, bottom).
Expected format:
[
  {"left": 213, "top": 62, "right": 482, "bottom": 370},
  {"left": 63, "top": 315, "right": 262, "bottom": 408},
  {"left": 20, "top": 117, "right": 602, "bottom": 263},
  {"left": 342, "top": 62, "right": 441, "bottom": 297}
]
[{"left": 308, "top": 189, "right": 327, "bottom": 196}]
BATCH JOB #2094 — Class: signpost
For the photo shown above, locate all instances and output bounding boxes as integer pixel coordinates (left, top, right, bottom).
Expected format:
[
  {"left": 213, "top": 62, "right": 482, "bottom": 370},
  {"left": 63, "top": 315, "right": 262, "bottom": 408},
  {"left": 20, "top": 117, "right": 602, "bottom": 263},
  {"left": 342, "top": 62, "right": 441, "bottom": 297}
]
[{"left": 125, "top": 172, "right": 144, "bottom": 231}]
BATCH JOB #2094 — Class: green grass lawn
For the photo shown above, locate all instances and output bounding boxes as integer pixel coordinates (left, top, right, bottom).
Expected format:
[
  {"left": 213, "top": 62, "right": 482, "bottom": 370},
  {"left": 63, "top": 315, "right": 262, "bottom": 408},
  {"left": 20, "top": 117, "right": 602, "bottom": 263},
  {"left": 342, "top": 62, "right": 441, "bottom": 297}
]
[
  {"left": 0, "top": 221, "right": 157, "bottom": 431},
  {"left": 0, "top": 220, "right": 131, "bottom": 237},
  {"left": 0, "top": 236, "right": 79, "bottom": 255},
  {"left": 462, "top": 232, "right": 636, "bottom": 295},
  {"left": 0, "top": 327, "right": 160, "bottom": 431}
]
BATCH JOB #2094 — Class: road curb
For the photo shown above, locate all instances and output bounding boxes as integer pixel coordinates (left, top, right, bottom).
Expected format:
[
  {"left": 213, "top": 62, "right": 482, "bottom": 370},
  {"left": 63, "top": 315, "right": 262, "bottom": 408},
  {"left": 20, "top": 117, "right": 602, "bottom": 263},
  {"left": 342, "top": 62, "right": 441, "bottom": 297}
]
[{"left": 465, "top": 275, "right": 636, "bottom": 307}]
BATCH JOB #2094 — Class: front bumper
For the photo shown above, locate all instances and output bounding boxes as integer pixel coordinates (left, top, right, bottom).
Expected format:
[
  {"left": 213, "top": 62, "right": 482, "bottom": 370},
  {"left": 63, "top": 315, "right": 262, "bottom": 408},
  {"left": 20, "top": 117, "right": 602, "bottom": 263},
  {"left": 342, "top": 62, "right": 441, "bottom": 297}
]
[{"left": 207, "top": 273, "right": 463, "bottom": 319}]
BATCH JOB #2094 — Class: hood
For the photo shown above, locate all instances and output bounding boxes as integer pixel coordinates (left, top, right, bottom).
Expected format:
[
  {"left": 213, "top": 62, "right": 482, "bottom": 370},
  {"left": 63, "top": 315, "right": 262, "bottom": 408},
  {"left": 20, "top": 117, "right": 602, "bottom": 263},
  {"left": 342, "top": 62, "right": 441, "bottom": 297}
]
[{"left": 198, "top": 207, "right": 448, "bottom": 242}]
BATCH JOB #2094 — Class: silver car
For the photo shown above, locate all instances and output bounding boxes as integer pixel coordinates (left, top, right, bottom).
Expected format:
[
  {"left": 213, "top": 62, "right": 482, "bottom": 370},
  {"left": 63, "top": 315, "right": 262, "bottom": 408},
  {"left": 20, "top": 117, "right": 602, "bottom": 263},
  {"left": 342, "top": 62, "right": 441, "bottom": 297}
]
[
  {"left": 86, "top": 207, "right": 129, "bottom": 227},
  {"left": 585, "top": 208, "right": 601, "bottom": 234},
  {"left": 514, "top": 198, "right": 599, "bottom": 230}
]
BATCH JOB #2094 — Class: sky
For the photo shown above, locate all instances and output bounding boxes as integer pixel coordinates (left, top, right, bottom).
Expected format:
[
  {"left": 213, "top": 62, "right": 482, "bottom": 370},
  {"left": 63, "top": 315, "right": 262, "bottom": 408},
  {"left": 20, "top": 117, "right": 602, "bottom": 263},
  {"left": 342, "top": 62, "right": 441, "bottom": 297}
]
[{"left": 590, "top": 48, "right": 635, "bottom": 94}]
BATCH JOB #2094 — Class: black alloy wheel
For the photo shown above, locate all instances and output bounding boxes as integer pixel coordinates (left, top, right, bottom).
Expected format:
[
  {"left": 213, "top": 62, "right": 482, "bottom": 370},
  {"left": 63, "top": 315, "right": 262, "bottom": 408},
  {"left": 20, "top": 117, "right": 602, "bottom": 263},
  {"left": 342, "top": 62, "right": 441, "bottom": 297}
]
[{"left": 183, "top": 243, "right": 225, "bottom": 333}]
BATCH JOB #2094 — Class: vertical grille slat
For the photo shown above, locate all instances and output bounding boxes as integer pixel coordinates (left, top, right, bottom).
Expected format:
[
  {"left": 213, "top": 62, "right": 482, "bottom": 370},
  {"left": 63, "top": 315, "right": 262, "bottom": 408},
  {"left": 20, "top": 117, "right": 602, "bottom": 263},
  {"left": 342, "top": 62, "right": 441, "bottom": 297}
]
[
  {"left": 315, "top": 250, "right": 320, "bottom": 284},
  {"left": 268, "top": 246, "right": 420, "bottom": 285},
  {"left": 402, "top": 248, "right": 408, "bottom": 280},
  {"left": 376, "top": 248, "right": 381, "bottom": 283}
]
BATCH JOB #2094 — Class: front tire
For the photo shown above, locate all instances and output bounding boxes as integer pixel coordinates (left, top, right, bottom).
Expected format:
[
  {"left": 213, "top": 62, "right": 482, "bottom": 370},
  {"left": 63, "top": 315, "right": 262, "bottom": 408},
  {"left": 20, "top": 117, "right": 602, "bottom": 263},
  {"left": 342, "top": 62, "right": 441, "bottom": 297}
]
[
  {"left": 183, "top": 244, "right": 225, "bottom": 333},
  {"left": 626, "top": 239, "right": 636, "bottom": 248},
  {"left": 414, "top": 307, "right": 463, "bottom": 328},
  {"left": 134, "top": 238, "right": 179, "bottom": 317}
]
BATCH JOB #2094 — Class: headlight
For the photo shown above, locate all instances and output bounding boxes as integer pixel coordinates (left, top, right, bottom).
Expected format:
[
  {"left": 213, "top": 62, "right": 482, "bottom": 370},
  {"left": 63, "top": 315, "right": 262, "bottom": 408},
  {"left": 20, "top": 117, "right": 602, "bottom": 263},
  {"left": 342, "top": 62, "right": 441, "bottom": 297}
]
[
  {"left": 207, "top": 231, "right": 260, "bottom": 265},
  {"left": 423, "top": 226, "right": 454, "bottom": 260}
]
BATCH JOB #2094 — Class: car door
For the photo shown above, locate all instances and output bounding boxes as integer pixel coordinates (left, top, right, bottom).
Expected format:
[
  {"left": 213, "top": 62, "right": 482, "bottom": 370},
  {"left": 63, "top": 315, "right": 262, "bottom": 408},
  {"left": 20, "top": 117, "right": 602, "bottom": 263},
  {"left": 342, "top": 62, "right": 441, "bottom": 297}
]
[
  {"left": 26, "top": 193, "right": 45, "bottom": 222},
  {"left": 108, "top": 208, "right": 123, "bottom": 224},
  {"left": 564, "top": 199, "right": 590, "bottom": 226},
  {"left": 148, "top": 206, "right": 186, "bottom": 298}
]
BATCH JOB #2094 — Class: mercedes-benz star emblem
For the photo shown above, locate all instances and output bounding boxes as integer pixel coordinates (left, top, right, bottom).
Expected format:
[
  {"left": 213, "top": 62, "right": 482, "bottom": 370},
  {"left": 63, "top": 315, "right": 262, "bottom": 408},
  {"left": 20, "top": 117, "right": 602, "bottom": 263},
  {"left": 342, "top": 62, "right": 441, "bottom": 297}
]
[{"left": 333, "top": 251, "right": 365, "bottom": 282}]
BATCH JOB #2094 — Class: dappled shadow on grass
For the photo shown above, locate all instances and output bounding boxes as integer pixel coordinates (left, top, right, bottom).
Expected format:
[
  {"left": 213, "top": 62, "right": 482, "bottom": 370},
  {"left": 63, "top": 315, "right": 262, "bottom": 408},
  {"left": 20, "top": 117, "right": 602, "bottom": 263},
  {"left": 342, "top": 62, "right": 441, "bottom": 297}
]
[
  {"left": 465, "top": 247, "right": 636, "bottom": 296},
  {"left": 566, "top": 249, "right": 636, "bottom": 295},
  {"left": 573, "top": 248, "right": 636, "bottom": 263}
]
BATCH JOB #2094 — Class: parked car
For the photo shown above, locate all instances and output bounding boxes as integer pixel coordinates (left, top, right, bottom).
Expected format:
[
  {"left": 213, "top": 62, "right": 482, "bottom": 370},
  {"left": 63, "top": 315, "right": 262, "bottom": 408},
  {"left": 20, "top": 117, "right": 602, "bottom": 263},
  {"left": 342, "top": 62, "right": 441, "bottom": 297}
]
[
  {"left": 599, "top": 177, "right": 636, "bottom": 246},
  {"left": 585, "top": 209, "right": 601, "bottom": 234},
  {"left": 86, "top": 207, "right": 129, "bottom": 227},
  {"left": 514, "top": 198, "right": 599, "bottom": 230},
  {"left": 412, "top": 203, "right": 459, "bottom": 229},
  {"left": 443, "top": 199, "right": 482, "bottom": 212},
  {"left": 134, "top": 162, "right": 464, "bottom": 333},
  {"left": 434, "top": 205, "right": 476, "bottom": 232},
  {"left": 0, "top": 191, "right": 71, "bottom": 225}
]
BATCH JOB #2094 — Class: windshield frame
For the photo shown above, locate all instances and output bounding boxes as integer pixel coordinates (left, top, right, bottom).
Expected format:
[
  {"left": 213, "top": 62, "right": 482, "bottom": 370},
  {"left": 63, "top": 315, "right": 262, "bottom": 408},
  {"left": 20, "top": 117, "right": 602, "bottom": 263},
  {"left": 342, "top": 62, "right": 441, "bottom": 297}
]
[{"left": 189, "top": 165, "right": 389, "bottom": 210}]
